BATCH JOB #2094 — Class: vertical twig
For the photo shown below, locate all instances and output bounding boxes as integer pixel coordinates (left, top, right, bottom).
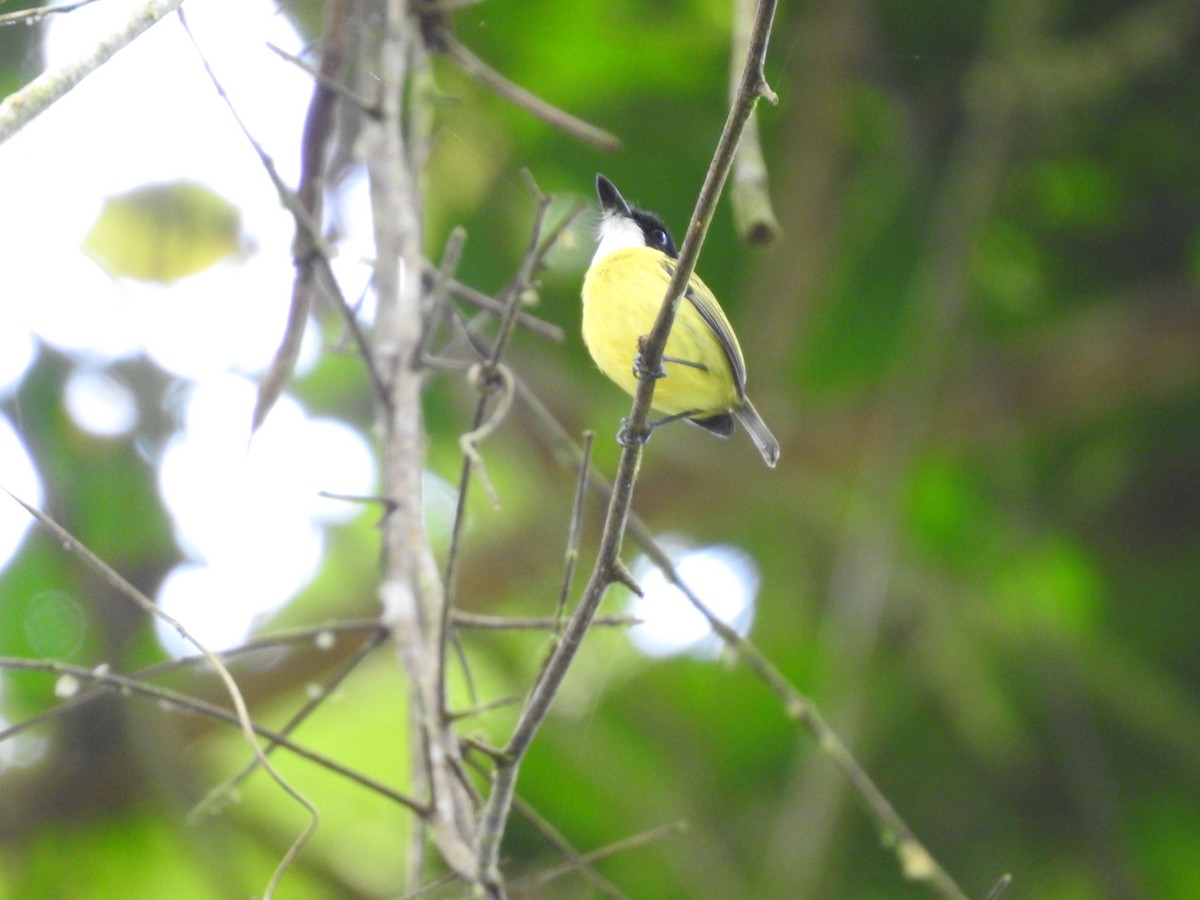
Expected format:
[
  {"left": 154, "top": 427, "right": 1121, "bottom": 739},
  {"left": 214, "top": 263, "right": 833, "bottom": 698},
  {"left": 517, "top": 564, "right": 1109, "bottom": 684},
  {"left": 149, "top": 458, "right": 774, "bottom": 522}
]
[
  {"left": 252, "top": 0, "right": 361, "bottom": 434},
  {"left": 729, "top": 0, "right": 781, "bottom": 244},
  {"left": 366, "top": 0, "right": 477, "bottom": 881},
  {"left": 554, "top": 431, "right": 595, "bottom": 632}
]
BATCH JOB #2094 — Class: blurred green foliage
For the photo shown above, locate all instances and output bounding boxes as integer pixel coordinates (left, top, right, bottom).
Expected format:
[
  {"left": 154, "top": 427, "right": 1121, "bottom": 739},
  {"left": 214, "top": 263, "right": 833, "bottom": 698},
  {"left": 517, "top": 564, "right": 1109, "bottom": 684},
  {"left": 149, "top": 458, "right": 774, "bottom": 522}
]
[{"left": 3, "top": 1, "right": 1200, "bottom": 898}]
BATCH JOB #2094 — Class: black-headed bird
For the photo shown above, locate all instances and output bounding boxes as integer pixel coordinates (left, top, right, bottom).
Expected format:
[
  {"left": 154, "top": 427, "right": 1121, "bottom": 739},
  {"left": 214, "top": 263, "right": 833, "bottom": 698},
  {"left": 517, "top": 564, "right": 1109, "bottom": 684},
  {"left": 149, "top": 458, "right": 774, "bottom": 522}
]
[{"left": 581, "top": 174, "right": 779, "bottom": 467}]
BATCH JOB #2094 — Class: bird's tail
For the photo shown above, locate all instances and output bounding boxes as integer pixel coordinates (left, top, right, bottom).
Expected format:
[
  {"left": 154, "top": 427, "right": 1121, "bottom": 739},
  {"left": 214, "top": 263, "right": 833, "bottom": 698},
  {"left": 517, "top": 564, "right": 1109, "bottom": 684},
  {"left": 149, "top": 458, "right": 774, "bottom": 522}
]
[{"left": 734, "top": 399, "right": 780, "bottom": 468}]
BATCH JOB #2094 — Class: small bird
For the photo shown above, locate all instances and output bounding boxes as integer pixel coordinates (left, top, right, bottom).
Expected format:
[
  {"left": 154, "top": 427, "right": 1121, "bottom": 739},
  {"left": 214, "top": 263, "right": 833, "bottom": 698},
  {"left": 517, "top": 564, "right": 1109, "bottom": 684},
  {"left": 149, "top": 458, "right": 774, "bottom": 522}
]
[{"left": 581, "top": 174, "right": 780, "bottom": 467}]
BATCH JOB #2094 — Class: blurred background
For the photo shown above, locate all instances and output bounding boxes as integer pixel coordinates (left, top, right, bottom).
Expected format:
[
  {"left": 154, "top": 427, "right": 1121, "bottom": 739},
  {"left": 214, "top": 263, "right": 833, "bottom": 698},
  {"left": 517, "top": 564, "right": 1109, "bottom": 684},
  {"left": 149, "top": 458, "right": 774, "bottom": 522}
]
[{"left": 1, "top": 0, "right": 1199, "bottom": 897}]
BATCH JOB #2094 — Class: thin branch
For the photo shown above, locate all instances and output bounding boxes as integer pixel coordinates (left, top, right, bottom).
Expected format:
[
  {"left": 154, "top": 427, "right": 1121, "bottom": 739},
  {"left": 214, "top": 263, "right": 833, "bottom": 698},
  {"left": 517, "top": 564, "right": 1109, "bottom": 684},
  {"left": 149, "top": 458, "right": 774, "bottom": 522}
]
[
  {"left": 482, "top": 174, "right": 560, "bottom": 370},
  {"left": 638, "top": 544, "right": 969, "bottom": 899},
  {"left": 416, "top": 226, "right": 469, "bottom": 366},
  {"left": 499, "top": 360, "right": 975, "bottom": 897},
  {"left": 471, "top": 3, "right": 781, "bottom": 892},
  {"left": 368, "top": 0, "right": 478, "bottom": 880},
  {"left": 0, "top": 656, "right": 426, "bottom": 815},
  {"left": 423, "top": 21, "right": 620, "bottom": 152},
  {"left": 451, "top": 611, "right": 638, "bottom": 631},
  {"left": 437, "top": 183, "right": 565, "bottom": 736},
  {"left": 446, "top": 176, "right": 556, "bottom": 513},
  {"left": 729, "top": 0, "right": 781, "bottom": 245},
  {"left": 445, "top": 695, "right": 521, "bottom": 722},
  {"left": 0, "top": 0, "right": 185, "bottom": 145},
  {"left": 983, "top": 874, "right": 1013, "bottom": 899},
  {"left": 0, "top": 0, "right": 104, "bottom": 26},
  {"left": 178, "top": 6, "right": 387, "bottom": 426},
  {"left": 426, "top": 268, "right": 564, "bottom": 341},
  {"left": 0, "top": 621, "right": 388, "bottom": 744},
  {"left": 513, "top": 820, "right": 686, "bottom": 894},
  {"left": 461, "top": 753, "right": 629, "bottom": 900},
  {"left": 191, "top": 625, "right": 391, "bottom": 818},
  {"left": 249, "top": 0, "right": 351, "bottom": 434},
  {"left": 554, "top": 430, "right": 594, "bottom": 632},
  {"left": 265, "top": 40, "right": 375, "bottom": 113},
  {"left": 457, "top": 363, "right": 515, "bottom": 509}
]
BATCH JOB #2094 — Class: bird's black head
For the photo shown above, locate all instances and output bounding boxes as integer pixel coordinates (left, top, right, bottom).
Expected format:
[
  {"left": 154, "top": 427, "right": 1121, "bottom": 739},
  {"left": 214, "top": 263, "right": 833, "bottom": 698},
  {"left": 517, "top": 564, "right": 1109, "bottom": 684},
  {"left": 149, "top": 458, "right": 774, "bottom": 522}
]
[{"left": 595, "top": 174, "right": 679, "bottom": 259}]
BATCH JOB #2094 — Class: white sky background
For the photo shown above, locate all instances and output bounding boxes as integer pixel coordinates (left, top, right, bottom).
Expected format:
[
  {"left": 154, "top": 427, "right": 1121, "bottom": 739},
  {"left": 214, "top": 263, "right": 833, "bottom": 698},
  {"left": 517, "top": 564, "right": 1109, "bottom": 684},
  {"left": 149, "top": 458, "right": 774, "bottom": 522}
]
[{"left": 0, "top": 0, "right": 758, "bottom": 665}]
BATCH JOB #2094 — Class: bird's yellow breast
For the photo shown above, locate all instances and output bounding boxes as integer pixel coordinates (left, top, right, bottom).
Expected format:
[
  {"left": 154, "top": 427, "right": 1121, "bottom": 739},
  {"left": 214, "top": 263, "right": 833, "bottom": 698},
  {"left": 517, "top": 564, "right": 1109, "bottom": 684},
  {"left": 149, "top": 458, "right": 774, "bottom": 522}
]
[{"left": 581, "top": 247, "right": 742, "bottom": 418}]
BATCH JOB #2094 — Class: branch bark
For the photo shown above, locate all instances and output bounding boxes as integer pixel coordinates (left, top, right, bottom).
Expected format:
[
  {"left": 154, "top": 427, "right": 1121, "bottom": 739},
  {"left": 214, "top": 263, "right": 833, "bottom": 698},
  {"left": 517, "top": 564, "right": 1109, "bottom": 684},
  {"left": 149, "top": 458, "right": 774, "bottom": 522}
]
[{"left": 365, "top": 0, "right": 477, "bottom": 881}]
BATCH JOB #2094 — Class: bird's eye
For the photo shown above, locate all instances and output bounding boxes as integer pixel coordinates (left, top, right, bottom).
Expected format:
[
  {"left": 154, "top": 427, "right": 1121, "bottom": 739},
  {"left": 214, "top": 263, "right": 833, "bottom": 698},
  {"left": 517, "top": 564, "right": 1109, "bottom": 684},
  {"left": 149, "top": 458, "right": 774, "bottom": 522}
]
[{"left": 652, "top": 229, "right": 668, "bottom": 247}]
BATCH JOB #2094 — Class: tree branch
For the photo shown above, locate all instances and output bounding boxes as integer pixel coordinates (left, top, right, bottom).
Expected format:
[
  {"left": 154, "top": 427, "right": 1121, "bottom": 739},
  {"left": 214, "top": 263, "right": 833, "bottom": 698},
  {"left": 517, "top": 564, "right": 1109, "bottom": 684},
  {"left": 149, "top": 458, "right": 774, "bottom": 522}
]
[
  {"left": 729, "top": 0, "right": 781, "bottom": 245},
  {"left": 0, "top": 655, "right": 425, "bottom": 815},
  {"left": 0, "top": 0, "right": 185, "bottom": 145},
  {"left": 366, "top": 0, "right": 477, "bottom": 882},
  {"left": 471, "top": 2, "right": 781, "bottom": 892}
]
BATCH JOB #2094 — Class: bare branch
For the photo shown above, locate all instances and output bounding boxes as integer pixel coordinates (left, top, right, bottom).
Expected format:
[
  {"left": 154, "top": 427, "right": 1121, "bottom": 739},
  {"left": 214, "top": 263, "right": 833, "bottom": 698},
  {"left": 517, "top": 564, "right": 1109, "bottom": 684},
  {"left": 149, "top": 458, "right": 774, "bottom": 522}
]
[
  {"left": 416, "top": 226, "right": 469, "bottom": 366},
  {"left": 437, "top": 185, "right": 578, "bottom": 767},
  {"left": 427, "top": 268, "right": 565, "bottom": 341},
  {"left": 554, "top": 430, "right": 595, "bottom": 631},
  {"left": 0, "top": 0, "right": 184, "bottom": 144},
  {"left": 0, "top": 0, "right": 104, "bottom": 27},
  {"left": 178, "top": 6, "right": 387, "bottom": 430},
  {"left": 265, "top": 40, "right": 375, "bottom": 113},
  {"left": 471, "top": 3, "right": 782, "bottom": 891},
  {"left": 514, "top": 820, "right": 687, "bottom": 894},
  {"left": 452, "top": 611, "right": 639, "bottom": 631},
  {"left": 191, "top": 625, "right": 391, "bottom": 818},
  {"left": 0, "top": 655, "right": 425, "bottom": 815},
  {"left": 367, "top": 0, "right": 478, "bottom": 881},
  {"left": 496, "top": 360, "right": 975, "bottom": 898},
  {"left": 729, "top": 0, "right": 781, "bottom": 245},
  {"left": 457, "top": 362, "right": 515, "bottom": 508},
  {"left": 423, "top": 19, "right": 621, "bottom": 152}
]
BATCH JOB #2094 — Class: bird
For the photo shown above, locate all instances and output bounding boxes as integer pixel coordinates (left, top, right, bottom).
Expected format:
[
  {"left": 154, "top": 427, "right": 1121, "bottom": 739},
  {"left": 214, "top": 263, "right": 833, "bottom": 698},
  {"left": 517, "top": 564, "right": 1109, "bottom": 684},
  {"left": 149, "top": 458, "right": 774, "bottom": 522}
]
[{"left": 581, "top": 174, "right": 779, "bottom": 467}]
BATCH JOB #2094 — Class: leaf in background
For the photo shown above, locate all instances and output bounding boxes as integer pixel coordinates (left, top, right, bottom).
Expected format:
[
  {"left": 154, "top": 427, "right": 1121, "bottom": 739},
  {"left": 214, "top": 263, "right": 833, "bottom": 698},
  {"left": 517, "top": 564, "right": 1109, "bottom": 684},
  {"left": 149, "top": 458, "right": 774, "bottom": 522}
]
[{"left": 82, "top": 181, "right": 248, "bottom": 283}]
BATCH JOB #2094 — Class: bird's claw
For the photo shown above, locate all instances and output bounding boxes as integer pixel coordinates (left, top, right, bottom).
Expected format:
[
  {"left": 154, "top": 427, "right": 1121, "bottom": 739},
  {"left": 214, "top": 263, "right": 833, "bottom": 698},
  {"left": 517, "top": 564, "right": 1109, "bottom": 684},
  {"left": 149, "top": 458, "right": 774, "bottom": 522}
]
[
  {"left": 631, "top": 351, "right": 668, "bottom": 382},
  {"left": 617, "top": 417, "right": 652, "bottom": 448}
]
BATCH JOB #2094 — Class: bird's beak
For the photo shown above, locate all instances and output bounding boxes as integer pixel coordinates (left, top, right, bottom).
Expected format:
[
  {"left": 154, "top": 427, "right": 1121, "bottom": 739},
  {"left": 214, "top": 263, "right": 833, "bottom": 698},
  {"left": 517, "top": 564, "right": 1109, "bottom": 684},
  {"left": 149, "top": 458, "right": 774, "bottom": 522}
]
[{"left": 596, "top": 174, "right": 632, "bottom": 217}]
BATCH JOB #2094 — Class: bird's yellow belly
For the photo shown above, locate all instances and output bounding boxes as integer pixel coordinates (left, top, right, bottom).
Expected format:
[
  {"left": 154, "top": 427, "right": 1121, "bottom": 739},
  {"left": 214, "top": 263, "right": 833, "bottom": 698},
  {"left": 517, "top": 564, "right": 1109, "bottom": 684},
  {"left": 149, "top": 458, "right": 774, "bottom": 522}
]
[{"left": 582, "top": 251, "right": 739, "bottom": 417}]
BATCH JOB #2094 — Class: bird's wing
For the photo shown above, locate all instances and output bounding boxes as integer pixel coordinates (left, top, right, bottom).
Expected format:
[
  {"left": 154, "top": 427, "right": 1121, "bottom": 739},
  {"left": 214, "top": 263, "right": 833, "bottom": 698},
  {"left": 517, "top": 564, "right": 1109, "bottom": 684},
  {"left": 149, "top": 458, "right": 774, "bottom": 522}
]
[{"left": 662, "top": 260, "right": 748, "bottom": 399}]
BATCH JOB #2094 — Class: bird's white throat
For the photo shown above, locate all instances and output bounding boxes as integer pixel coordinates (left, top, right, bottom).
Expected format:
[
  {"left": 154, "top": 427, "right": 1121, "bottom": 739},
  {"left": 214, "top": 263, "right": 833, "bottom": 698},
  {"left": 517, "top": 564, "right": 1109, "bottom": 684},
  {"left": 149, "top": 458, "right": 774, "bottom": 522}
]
[{"left": 592, "top": 213, "right": 646, "bottom": 265}]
